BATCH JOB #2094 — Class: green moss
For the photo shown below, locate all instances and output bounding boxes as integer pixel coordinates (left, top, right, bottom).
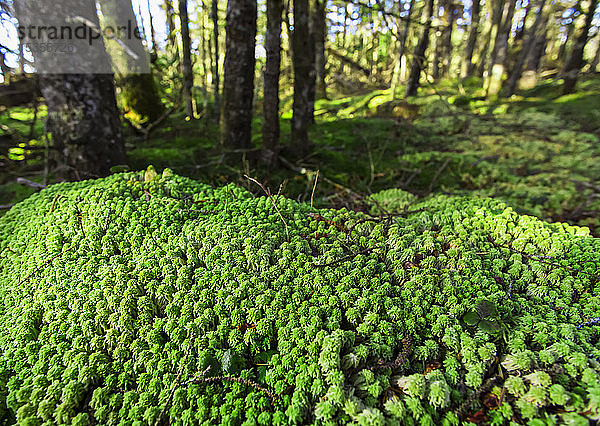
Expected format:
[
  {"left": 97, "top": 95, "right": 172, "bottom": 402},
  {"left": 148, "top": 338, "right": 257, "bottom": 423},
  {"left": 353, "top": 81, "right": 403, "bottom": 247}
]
[{"left": 0, "top": 171, "right": 600, "bottom": 424}]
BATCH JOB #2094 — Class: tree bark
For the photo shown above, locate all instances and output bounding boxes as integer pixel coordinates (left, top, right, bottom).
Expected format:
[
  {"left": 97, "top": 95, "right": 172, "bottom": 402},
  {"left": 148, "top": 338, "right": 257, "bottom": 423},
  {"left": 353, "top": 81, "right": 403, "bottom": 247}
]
[
  {"left": 221, "top": 0, "right": 257, "bottom": 149},
  {"left": 590, "top": 33, "right": 600, "bottom": 73},
  {"left": 99, "top": 0, "right": 163, "bottom": 123},
  {"left": 311, "top": 0, "right": 327, "bottom": 100},
  {"left": 179, "top": 0, "right": 194, "bottom": 118},
  {"left": 558, "top": 3, "right": 581, "bottom": 61},
  {"left": 212, "top": 0, "right": 221, "bottom": 116},
  {"left": 562, "top": 0, "right": 599, "bottom": 94},
  {"left": 164, "top": 0, "right": 179, "bottom": 56},
  {"left": 440, "top": 1, "right": 457, "bottom": 77},
  {"left": 392, "top": 0, "right": 415, "bottom": 96},
  {"left": 291, "top": 0, "right": 314, "bottom": 154},
  {"left": 519, "top": 3, "right": 551, "bottom": 89},
  {"left": 14, "top": 0, "right": 126, "bottom": 180},
  {"left": 506, "top": 0, "right": 547, "bottom": 96},
  {"left": 487, "top": 0, "right": 518, "bottom": 97},
  {"left": 462, "top": 0, "right": 481, "bottom": 78},
  {"left": 405, "top": 0, "right": 435, "bottom": 97},
  {"left": 262, "top": 0, "right": 283, "bottom": 165}
]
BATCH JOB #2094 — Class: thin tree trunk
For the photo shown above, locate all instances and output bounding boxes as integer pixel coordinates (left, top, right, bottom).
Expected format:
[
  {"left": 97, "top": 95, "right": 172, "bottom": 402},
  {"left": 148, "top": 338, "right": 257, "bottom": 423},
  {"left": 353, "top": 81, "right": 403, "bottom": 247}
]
[
  {"left": 462, "top": 0, "right": 481, "bottom": 78},
  {"left": 221, "top": 0, "right": 257, "bottom": 148},
  {"left": 590, "top": 33, "right": 600, "bottom": 72},
  {"left": 405, "top": 0, "right": 435, "bottom": 97},
  {"left": 487, "top": 0, "right": 518, "bottom": 97},
  {"left": 563, "top": 0, "right": 599, "bottom": 94},
  {"left": 262, "top": 0, "right": 283, "bottom": 165},
  {"left": 164, "top": 0, "right": 179, "bottom": 56},
  {"left": 558, "top": 3, "right": 580, "bottom": 61},
  {"left": 14, "top": 0, "right": 126, "bottom": 180},
  {"left": 291, "top": 0, "right": 314, "bottom": 153},
  {"left": 431, "top": 0, "right": 444, "bottom": 80},
  {"left": 312, "top": 0, "right": 327, "bottom": 100},
  {"left": 519, "top": 4, "right": 551, "bottom": 89},
  {"left": 440, "top": 1, "right": 457, "bottom": 77},
  {"left": 392, "top": 0, "right": 415, "bottom": 95},
  {"left": 514, "top": 0, "right": 531, "bottom": 41},
  {"left": 212, "top": 0, "right": 221, "bottom": 115},
  {"left": 147, "top": 0, "right": 158, "bottom": 59},
  {"left": 179, "top": 0, "right": 194, "bottom": 118},
  {"left": 506, "top": 0, "right": 547, "bottom": 96},
  {"left": 99, "top": 0, "right": 164, "bottom": 123}
]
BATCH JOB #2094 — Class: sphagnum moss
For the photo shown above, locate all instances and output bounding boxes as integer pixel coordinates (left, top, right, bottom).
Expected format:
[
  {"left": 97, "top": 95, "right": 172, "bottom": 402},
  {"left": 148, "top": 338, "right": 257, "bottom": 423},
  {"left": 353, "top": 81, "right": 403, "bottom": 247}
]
[{"left": 0, "top": 169, "right": 599, "bottom": 425}]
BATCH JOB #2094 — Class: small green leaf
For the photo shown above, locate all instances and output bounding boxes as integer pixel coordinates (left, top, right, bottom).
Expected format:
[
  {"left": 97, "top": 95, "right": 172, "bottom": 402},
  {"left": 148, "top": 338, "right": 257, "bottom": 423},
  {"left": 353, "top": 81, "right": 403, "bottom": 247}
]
[
  {"left": 479, "top": 319, "right": 501, "bottom": 335},
  {"left": 222, "top": 349, "right": 245, "bottom": 375},
  {"left": 476, "top": 300, "right": 497, "bottom": 319},
  {"left": 463, "top": 312, "right": 479, "bottom": 326}
]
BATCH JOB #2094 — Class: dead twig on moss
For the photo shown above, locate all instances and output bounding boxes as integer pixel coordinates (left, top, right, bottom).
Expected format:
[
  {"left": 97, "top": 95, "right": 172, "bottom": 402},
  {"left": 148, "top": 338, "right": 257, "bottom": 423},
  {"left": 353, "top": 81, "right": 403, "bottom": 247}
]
[{"left": 244, "top": 175, "right": 290, "bottom": 242}]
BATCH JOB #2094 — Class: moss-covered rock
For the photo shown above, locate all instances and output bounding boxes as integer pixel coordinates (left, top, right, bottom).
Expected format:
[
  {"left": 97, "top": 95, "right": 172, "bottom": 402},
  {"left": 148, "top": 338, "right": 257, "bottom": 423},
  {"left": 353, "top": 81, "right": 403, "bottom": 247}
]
[{"left": 1, "top": 170, "right": 600, "bottom": 424}]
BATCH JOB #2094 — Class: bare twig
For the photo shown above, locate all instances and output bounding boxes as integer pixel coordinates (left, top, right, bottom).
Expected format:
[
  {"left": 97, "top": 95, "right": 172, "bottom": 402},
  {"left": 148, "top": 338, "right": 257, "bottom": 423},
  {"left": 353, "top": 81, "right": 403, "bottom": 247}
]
[
  {"left": 17, "top": 246, "right": 73, "bottom": 286},
  {"left": 156, "top": 334, "right": 201, "bottom": 426},
  {"left": 244, "top": 175, "right": 290, "bottom": 241},
  {"left": 310, "top": 170, "right": 320, "bottom": 212},
  {"left": 0, "top": 204, "right": 14, "bottom": 209},
  {"left": 426, "top": 157, "right": 451, "bottom": 195}
]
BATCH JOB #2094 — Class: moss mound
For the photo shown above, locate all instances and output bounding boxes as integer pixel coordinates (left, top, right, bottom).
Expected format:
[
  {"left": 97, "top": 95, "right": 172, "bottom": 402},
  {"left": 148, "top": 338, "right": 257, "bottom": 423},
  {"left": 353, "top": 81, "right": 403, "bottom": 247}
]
[{"left": 1, "top": 171, "right": 600, "bottom": 425}]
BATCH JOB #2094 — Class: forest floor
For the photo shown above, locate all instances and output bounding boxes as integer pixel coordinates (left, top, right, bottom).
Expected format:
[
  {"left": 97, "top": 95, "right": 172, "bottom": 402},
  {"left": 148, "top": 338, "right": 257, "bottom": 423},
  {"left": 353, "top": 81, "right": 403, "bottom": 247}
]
[{"left": 2, "top": 75, "right": 600, "bottom": 234}]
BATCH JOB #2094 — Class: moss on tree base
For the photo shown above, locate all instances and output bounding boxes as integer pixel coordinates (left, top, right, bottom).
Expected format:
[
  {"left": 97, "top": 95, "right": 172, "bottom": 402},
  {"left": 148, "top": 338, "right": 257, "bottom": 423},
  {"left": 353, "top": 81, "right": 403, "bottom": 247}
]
[{"left": 1, "top": 170, "right": 599, "bottom": 425}]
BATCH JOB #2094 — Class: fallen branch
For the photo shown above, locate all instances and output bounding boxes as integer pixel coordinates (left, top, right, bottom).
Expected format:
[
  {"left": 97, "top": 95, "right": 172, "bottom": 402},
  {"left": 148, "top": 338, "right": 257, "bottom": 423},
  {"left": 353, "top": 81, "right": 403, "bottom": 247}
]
[{"left": 16, "top": 177, "right": 46, "bottom": 190}]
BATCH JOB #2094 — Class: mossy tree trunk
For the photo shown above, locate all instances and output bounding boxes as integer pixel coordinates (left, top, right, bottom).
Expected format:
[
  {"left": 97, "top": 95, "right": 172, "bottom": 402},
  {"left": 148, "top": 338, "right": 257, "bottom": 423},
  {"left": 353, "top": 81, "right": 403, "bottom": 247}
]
[
  {"left": 462, "top": 0, "right": 481, "bottom": 78},
  {"left": 179, "top": 0, "right": 194, "bottom": 118},
  {"left": 391, "top": 0, "right": 415, "bottom": 97},
  {"left": 221, "top": 0, "right": 257, "bottom": 149},
  {"left": 487, "top": 0, "right": 517, "bottom": 97},
  {"left": 405, "top": 0, "right": 434, "bottom": 97},
  {"left": 99, "top": 0, "right": 163, "bottom": 123},
  {"left": 291, "top": 0, "right": 315, "bottom": 154},
  {"left": 211, "top": 0, "right": 221, "bottom": 115},
  {"left": 562, "top": 0, "right": 599, "bottom": 94},
  {"left": 15, "top": 0, "right": 126, "bottom": 180},
  {"left": 262, "top": 0, "right": 283, "bottom": 165},
  {"left": 311, "top": 0, "right": 327, "bottom": 100},
  {"left": 506, "top": 0, "right": 548, "bottom": 96}
]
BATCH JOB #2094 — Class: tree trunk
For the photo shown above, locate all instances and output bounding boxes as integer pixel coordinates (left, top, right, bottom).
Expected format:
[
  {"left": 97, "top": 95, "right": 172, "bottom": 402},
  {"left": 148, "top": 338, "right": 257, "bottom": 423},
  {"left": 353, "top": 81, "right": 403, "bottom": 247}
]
[
  {"left": 179, "top": 0, "right": 194, "bottom": 118},
  {"left": 311, "top": 0, "right": 327, "bottom": 100},
  {"left": 558, "top": 3, "right": 580, "bottom": 61},
  {"left": 431, "top": 1, "right": 444, "bottom": 81},
  {"left": 519, "top": 3, "right": 551, "bottom": 89},
  {"left": 262, "top": 0, "right": 283, "bottom": 165},
  {"left": 405, "top": 0, "right": 435, "bottom": 97},
  {"left": 146, "top": 0, "right": 158, "bottom": 59},
  {"left": 440, "top": 1, "right": 457, "bottom": 77},
  {"left": 14, "top": 0, "right": 126, "bottom": 180},
  {"left": 487, "top": 0, "right": 518, "bottom": 97},
  {"left": 590, "top": 33, "right": 600, "bottom": 73},
  {"left": 221, "top": 0, "right": 257, "bottom": 149},
  {"left": 164, "top": 0, "right": 179, "bottom": 56},
  {"left": 99, "top": 0, "right": 163, "bottom": 123},
  {"left": 462, "top": 0, "right": 481, "bottom": 78},
  {"left": 392, "top": 0, "right": 415, "bottom": 96},
  {"left": 562, "top": 0, "right": 599, "bottom": 94},
  {"left": 506, "top": 0, "right": 547, "bottom": 96},
  {"left": 212, "top": 0, "right": 221, "bottom": 116},
  {"left": 291, "top": 0, "right": 314, "bottom": 154}
]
